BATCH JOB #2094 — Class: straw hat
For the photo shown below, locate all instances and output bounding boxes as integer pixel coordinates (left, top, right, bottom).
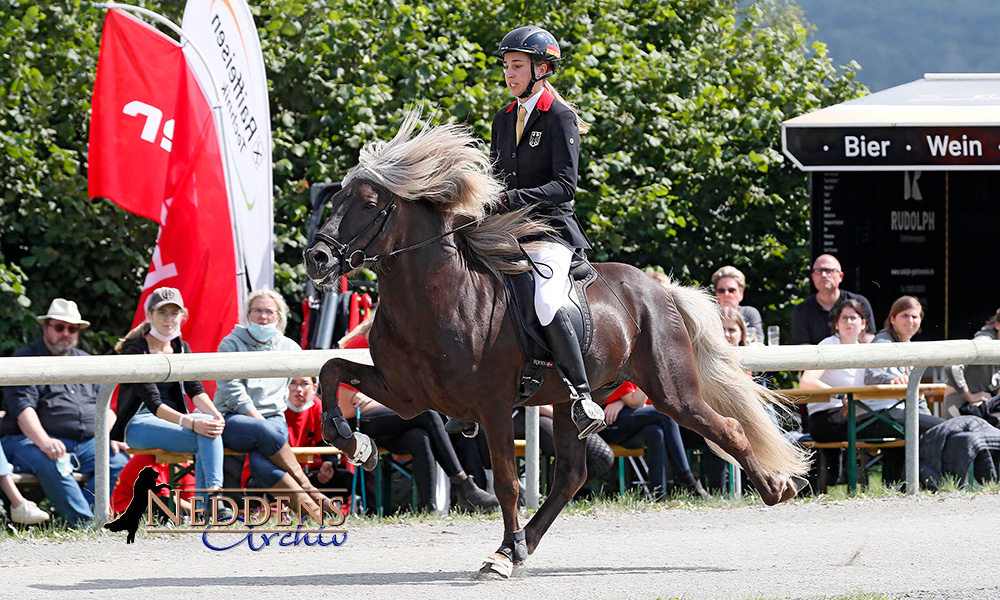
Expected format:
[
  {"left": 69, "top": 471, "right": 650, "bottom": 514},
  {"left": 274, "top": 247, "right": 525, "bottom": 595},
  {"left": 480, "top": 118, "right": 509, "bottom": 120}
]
[{"left": 35, "top": 298, "right": 90, "bottom": 328}]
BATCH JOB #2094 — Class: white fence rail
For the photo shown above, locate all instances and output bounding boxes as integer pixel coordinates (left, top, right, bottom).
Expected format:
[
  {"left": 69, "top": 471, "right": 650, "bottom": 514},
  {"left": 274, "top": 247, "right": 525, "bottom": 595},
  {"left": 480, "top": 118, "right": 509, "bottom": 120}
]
[{"left": 2, "top": 340, "right": 999, "bottom": 525}]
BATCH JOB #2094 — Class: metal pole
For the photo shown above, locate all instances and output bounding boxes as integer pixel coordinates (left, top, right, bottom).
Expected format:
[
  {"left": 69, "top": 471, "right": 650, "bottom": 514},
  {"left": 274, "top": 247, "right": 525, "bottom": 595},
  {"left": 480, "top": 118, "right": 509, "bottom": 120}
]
[
  {"left": 905, "top": 366, "right": 927, "bottom": 495},
  {"left": 93, "top": 2, "right": 249, "bottom": 318},
  {"left": 524, "top": 406, "right": 539, "bottom": 509},
  {"left": 93, "top": 383, "right": 116, "bottom": 527}
]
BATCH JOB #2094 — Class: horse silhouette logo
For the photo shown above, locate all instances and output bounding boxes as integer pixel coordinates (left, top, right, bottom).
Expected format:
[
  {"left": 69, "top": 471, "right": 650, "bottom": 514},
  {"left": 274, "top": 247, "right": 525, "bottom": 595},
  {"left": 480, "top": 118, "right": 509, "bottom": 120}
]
[{"left": 104, "top": 466, "right": 169, "bottom": 544}]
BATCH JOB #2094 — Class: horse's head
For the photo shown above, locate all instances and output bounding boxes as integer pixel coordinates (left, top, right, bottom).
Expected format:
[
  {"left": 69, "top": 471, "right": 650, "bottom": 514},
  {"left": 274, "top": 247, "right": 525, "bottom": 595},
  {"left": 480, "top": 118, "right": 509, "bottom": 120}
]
[{"left": 304, "top": 179, "right": 398, "bottom": 287}]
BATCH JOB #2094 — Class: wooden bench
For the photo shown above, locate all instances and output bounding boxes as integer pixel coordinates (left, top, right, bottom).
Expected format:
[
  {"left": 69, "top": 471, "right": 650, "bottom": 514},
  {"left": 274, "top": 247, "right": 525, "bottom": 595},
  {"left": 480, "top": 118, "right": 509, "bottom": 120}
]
[{"left": 10, "top": 472, "right": 91, "bottom": 487}]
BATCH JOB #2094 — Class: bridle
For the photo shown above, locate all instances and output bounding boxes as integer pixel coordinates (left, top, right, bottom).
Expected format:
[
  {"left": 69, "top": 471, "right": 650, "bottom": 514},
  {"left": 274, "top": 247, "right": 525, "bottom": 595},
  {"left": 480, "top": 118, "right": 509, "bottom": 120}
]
[{"left": 310, "top": 194, "right": 487, "bottom": 275}]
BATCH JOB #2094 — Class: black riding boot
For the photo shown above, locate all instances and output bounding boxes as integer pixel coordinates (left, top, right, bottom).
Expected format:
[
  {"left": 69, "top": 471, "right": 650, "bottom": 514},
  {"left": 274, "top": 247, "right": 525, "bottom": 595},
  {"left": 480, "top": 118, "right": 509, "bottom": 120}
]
[{"left": 543, "top": 307, "right": 606, "bottom": 439}]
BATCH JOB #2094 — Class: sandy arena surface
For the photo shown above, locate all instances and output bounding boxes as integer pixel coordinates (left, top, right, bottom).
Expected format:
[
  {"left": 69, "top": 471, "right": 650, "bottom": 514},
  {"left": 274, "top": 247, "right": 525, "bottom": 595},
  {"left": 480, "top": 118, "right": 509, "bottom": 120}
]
[{"left": 1, "top": 492, "right": 997, "bottom": 599}]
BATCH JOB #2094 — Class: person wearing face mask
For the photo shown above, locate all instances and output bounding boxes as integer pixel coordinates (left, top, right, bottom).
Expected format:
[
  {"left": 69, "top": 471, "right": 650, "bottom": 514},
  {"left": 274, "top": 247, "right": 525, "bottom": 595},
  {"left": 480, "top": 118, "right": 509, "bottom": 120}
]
[
  {"left": 111, "top": 288, "right": 229, "bottom": 517},
  {"left": 214, "top": 289, "right": 330, "bottom": 518}
]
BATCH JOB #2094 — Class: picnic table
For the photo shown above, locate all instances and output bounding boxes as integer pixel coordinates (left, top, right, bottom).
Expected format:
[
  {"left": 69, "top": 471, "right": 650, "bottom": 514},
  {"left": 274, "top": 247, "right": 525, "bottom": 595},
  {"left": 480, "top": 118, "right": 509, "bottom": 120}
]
[{"left": 776, "top": 383, "right": 946, "bottom": 493}]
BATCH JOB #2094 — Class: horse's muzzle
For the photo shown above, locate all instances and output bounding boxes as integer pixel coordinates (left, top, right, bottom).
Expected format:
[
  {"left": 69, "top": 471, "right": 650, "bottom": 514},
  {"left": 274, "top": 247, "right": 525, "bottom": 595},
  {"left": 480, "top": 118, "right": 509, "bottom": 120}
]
[{"left": 304, "top": 241, "right": 340, "bottom": 285}]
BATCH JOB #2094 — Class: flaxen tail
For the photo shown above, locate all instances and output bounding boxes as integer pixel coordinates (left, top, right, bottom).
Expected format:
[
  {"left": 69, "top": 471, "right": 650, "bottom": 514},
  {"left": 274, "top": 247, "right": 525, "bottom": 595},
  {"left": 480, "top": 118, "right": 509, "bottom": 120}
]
[{"left": 665, "top": 281, "right": 810, "bottom": 477}]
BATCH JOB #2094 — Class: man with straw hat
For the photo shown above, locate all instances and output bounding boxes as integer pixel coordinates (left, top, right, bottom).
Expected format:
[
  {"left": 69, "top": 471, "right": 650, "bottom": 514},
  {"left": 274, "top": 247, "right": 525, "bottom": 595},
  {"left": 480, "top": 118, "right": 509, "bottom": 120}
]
[{"left": 1, "top": 298, "right": 128, "bottom": 526}]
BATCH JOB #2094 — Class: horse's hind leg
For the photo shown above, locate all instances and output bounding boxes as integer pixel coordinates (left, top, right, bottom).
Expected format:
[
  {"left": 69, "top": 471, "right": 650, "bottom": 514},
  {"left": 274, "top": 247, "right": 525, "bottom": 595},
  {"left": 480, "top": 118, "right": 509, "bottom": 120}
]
[
  {"left": 632, "top": 314, "right": 796, "bottom": 505},
  {"left": 523, "top": 401, "right": 587, "bottom": 555}
]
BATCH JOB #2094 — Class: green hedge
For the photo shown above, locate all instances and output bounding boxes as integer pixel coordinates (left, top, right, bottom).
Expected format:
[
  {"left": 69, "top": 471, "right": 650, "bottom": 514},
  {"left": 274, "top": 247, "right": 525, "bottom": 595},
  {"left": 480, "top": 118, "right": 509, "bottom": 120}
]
[{"left": 0, "top": 0, "right": 863, "bottom": 355}]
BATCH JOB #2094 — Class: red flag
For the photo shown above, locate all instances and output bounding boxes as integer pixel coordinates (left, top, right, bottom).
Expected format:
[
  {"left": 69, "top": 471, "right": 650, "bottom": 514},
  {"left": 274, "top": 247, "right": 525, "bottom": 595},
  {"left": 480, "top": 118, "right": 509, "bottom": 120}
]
[{"left": 88, "top": 9, "right": 238, "bottom": 358}]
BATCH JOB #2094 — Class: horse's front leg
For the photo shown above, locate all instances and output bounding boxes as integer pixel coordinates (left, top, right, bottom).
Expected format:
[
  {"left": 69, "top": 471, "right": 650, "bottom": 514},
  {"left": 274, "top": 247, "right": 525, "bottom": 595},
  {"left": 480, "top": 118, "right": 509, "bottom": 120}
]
[
  {"left": 318, "top": 358, "right": 418, "bottom": 471},
  {"left": 524, "top": 401, "right": 587, "bottom": 555},
  {"left": 477, "top": 412, "right": 524, "bottom": 580}
]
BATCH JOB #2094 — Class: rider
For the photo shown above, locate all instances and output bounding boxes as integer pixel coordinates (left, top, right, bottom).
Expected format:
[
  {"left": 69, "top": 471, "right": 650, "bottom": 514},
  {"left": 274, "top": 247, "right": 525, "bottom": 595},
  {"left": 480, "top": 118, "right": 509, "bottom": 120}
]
[{"left": 448, "top": 26, "right": 606, "bottom": 439}]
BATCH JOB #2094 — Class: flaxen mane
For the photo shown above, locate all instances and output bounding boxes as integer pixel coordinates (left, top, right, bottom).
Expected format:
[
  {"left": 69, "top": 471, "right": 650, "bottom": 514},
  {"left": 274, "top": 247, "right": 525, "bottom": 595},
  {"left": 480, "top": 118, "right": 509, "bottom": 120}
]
[{"left": 344, "top": 111, "right": 550, "bottom": 276}]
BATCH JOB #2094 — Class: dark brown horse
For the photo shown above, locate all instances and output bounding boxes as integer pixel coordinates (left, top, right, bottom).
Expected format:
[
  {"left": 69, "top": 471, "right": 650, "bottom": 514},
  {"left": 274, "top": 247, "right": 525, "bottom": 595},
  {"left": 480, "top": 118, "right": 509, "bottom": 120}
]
[{"left": 304, "top": 114, "right": 808, "bottom": 579}]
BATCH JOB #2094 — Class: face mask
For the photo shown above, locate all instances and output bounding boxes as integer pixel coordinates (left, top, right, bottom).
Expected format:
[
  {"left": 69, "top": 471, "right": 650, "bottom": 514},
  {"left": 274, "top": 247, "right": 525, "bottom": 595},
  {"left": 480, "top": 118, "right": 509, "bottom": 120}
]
[
  {"left": 248, "top": 321, "right": 278, "bottom": 343},
  {"left": 285, "top": 398, "right": 314, "bottom": 413},
  {"left": 148, "top": 326, "right": 181, "bottom": 343}
]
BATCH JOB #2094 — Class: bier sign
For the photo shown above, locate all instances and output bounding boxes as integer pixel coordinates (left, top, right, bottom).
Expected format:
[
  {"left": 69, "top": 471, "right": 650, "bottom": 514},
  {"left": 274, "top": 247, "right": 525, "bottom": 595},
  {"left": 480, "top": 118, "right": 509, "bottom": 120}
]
[{"left": 783, "top": 126, "right": 1000, "bottom": 170}]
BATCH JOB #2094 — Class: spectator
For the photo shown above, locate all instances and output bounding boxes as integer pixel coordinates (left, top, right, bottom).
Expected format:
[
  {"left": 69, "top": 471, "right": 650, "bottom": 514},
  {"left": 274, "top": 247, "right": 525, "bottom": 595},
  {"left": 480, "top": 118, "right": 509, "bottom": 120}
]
[
  {"left": 214, "top": 289, "right": 328, "bottom": 518},
  {"left": 791, "top": 254, "right": 876, "bottom": 345},
  {"left": 0, "top": 444, "right": 49, "bottom": 524},
  {"left": 599, "top": 382, "right": 710, "bottom": 499},
  {"left": 798, "top": 299, "right": 869, "bottom": 442},
  {"left": 863, "top": 296, "right": 944, "bottom": 483},
  {"left": 720, "top": 306, "right": 748, "bottom": 348},
  {"left": 285, "top": 376, "right": 351, "bottom": 491},
  {"left": 712, "top": 266, "right": 763, "bottom": 345},
  {"left": 1, "top": 298, "right": 128, "bottom": 526},
  {"left": 944, "top": 308, "right": 1000, "bottom": 422},
  {"left": 110, "top": 287, "right": 228, "bottom": 516},
  {"left": 337, "top": 313, "right": 500, "bottom": 513}
]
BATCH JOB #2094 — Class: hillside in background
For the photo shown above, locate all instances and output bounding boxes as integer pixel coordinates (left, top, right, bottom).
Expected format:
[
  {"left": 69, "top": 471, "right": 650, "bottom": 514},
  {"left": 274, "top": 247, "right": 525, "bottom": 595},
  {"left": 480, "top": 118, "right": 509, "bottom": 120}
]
[{"left": 797, "top": 0, "right": 1000, "bottom": 91}]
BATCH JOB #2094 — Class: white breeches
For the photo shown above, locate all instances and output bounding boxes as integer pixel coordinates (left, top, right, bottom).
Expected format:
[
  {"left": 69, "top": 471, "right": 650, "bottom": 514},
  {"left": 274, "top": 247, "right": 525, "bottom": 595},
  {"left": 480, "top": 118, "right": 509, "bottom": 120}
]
[{"left": 527, "top": 242, "right": 574, "bottom": 326}]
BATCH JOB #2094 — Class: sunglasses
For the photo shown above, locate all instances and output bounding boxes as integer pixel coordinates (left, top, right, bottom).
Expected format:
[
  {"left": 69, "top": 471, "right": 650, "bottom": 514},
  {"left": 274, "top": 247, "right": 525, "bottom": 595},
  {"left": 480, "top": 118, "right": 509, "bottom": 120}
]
[
  {"left": 49, "top": 323, "right": 80, "bottom": 334},
  {"left": 716, "top": 287, "right": 738, "bottom": 294},
  {"left": 812, "top": 268, "right": 840, "bottom": 275}
]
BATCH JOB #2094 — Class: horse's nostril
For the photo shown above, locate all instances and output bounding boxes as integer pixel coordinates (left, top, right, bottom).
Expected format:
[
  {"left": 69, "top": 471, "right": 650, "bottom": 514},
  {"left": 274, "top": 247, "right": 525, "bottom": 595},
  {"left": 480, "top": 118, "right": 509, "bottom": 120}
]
[{"left": 310, "top": 248, "right": 330, "bottom": 266}]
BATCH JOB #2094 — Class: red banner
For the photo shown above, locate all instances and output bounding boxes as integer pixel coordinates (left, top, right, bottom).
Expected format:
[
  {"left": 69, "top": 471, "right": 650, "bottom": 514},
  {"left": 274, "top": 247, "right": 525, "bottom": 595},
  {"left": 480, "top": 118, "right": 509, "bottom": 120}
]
[{"left": 88, "top": 9, "right": 238, "bottom": 357}]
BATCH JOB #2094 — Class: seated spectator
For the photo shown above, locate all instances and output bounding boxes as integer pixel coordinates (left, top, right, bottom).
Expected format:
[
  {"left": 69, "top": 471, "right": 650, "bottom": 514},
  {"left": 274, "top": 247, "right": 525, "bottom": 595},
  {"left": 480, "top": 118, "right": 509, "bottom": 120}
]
[
  {"left": 944, "top": 308, "right": 1000, "bottom": 422},
  {"left": 598, "top": 382, "right": 709, "bottom": 499},
  {"left": 791, "top": 254, "right": 876, "bottom": 345},
  {"left": 720, "top": 306, "right": 748, "bottom": 349},
  {"left": 798, "top": 299, "right": 869, "bottom": 442},
  {"left": 214, "top": 289, "right": 330, "bottom": 518},
  {"left": 0, "top": 298, "right": 128, "bottom": 527},
  {"left": 285, "top": 376, "right": 352, "bottom": 491},
  {"left": 337, "top": 312, "right": 499, "bottom": 513},
  {"left": 111, "top": 288, "right": 228, "bottom": 516},
  {"left": 0, "top": 443, "right": 49, "bottom": 524},
  {"left": 863, "top": 296, "right": 945, "bottom": 482},
  {"left": 712, "top": 266, "right": 763, "bottom": 345}
]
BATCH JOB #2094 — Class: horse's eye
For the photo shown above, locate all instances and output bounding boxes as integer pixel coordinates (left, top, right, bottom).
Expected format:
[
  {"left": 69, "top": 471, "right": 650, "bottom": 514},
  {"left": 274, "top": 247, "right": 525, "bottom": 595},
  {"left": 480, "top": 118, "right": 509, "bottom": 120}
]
[{"left": 364, "top": 202, "right": 377, "bottom": 210}]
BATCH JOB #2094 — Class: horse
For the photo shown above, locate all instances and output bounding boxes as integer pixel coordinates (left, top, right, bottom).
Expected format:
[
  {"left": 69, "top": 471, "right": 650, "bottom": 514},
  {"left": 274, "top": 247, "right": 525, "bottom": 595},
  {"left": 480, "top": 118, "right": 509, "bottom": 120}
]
[{"left": 303, "top": 113, "right": 809, "bottom": 579}]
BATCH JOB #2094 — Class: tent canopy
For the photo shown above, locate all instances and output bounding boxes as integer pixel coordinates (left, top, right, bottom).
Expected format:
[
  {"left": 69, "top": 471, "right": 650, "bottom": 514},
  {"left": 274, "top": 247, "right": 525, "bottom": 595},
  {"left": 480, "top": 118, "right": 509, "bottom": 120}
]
[{"left": 782, "top": 74, "right": 1000, "bottom": 171}]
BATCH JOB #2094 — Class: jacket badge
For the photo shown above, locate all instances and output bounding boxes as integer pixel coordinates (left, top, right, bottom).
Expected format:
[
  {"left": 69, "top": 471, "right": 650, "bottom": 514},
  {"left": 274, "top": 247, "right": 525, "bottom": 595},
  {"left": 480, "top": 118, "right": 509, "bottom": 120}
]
[{"left": 529, "top": 131, "right": 542, "bottom": 147}]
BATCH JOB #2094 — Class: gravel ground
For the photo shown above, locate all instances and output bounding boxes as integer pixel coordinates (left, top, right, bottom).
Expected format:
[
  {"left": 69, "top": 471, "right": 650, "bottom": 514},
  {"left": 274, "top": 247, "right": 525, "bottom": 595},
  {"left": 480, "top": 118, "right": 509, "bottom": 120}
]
[{"left": 1, "top": 493, "right": 997, "bottom": 600}]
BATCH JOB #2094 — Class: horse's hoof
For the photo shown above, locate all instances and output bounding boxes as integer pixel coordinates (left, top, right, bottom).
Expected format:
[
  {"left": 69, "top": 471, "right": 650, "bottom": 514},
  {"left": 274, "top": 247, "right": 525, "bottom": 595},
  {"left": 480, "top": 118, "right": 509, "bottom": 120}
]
[
  {"left": 477, "top": 553, "right": 513, "bottom": 580},
  {"left": 789, "top": 475, "right": 809, "bottom": 496}
]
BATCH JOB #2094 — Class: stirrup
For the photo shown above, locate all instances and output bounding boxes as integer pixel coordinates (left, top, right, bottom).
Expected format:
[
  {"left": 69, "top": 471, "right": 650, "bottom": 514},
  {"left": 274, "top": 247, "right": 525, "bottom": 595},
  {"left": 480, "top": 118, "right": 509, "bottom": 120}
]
[{"left": 572, "top": 398, "right": 607, "bottom": 440}]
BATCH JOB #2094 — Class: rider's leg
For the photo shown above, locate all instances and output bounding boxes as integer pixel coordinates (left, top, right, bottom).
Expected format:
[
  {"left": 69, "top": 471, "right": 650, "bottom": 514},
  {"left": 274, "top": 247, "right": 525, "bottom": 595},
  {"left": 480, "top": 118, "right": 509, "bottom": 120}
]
[{"left": 531, "top": 242, "right": 605, "bottom": 439}]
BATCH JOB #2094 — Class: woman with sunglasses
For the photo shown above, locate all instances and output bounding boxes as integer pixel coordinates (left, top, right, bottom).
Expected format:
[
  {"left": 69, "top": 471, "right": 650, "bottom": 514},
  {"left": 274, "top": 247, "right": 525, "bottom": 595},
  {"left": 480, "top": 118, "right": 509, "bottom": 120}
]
[{"left": 711, "top": 266, "right": 763, "bottom": 345}]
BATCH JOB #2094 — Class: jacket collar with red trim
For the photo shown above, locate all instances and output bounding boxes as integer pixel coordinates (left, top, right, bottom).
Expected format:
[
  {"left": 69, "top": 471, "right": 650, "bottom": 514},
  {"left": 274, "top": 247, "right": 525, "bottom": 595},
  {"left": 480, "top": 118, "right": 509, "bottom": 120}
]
[{"left": 504, "top": 88, "right": 555, "bottom": 114}]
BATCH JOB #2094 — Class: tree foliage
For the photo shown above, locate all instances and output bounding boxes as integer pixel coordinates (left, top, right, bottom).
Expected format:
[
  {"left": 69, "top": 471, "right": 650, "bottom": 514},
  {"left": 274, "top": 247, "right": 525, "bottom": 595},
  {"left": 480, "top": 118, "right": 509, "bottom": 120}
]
[{"left": 0, "top": 0, "right": 863, "bottom": 355}]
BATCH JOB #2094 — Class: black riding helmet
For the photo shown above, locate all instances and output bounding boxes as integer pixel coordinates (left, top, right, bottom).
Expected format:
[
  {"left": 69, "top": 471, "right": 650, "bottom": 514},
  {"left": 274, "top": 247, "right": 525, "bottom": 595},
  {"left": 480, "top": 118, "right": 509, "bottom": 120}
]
[{"left": 495, "top": 26, "right": 562, "bottom": 99}]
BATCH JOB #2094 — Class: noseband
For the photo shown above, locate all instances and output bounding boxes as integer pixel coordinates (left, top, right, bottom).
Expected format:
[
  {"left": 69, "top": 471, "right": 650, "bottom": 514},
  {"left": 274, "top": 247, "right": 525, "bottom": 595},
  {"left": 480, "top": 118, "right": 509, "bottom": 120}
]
[
  {"left": 310, "top": 195, "right": 488, "bottom": 275},
  {"left": 312, "top": 196, "right": 399, "bottom": 272}
]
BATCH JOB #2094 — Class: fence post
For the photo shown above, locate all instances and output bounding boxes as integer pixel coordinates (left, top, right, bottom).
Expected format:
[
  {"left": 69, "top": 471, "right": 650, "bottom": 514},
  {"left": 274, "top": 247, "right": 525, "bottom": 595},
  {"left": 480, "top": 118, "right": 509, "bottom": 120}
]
[
  {"left": 525, "top": 406, "right": 539, "bottom": 509},
  {"left": 94, "top": 382, "right": 116, "bottom": 527},
  {"left": 905, "top": 366, "right": 926, "bottom": 495}
]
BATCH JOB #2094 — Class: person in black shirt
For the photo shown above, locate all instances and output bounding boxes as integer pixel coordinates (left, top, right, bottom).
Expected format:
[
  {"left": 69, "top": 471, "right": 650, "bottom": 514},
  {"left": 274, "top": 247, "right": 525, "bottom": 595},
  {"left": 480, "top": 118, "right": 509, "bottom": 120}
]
[
  {"left": 790, "top": 254, "right": 875, "bottom": 345},
  {"left": 490, "top": 25, "right": 605, "bottom": 439},
  {"left": 1, "top": 298, "right": 128, "bottom": 526}
]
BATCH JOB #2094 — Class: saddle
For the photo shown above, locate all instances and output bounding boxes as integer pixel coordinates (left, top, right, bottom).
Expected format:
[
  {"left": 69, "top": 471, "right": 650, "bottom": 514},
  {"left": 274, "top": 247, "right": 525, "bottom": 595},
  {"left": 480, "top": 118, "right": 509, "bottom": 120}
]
[{"left": 504, "top": 258, "right": 599, "bottom": 407}]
